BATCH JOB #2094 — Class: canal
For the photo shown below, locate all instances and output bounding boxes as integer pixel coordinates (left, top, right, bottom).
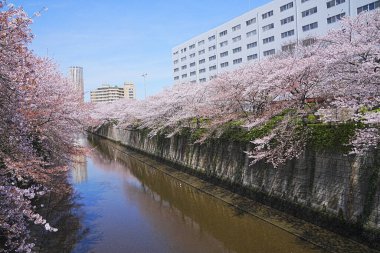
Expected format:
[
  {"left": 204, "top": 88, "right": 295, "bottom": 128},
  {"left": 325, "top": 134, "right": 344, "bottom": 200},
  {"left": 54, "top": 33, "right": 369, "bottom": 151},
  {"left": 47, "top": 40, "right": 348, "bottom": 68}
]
[{"left": 68, "top": 135, "right": 373, "bottom": 253}]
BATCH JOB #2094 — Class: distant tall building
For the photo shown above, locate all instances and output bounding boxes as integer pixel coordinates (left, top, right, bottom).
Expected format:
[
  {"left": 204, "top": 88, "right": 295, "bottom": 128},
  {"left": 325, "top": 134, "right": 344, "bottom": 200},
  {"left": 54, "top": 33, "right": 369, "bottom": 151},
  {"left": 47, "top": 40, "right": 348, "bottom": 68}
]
[
  {"left": 69, "top": 66, "right": 84, "bottom": 100},
  {"left": 90, "top": 83, "right": 136, "bottom": 103}
]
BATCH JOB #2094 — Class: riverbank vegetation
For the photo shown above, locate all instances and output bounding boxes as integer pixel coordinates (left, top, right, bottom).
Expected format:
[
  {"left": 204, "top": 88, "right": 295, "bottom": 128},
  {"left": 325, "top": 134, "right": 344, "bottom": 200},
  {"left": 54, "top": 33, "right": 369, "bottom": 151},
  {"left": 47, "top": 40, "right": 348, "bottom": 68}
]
[
  {"left": 91, "top": 10, "right": 380, "bottom": 168},
  {"left": 0, "top": 3, "right": 87, "bottom": 252}
]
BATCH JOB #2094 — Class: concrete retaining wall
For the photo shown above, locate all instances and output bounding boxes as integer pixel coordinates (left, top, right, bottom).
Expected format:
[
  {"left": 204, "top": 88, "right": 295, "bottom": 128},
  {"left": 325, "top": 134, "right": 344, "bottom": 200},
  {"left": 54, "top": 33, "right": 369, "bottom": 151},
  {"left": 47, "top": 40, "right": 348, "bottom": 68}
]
[{"left": 92, "top": 123, "right": 380, "bottom": 233}]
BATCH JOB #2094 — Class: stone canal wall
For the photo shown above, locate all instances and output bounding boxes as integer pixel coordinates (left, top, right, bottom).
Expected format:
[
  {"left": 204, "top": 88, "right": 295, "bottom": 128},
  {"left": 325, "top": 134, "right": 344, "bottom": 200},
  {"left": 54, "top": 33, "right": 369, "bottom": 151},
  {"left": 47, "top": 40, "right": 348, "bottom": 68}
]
[{"left": 91, "top": 123, "right": 380, "bottom": 246}]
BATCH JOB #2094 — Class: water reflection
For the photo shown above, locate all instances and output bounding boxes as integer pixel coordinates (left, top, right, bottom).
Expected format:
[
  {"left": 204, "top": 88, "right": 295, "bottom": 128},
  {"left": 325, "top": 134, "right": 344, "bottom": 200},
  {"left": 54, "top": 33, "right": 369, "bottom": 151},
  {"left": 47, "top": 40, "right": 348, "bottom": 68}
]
[
  {"left": 72, "top": 154, "right": 88, "bottom": 184},
  {"left": 30, "top": 170, "right": 87, "bottom": 253},
  {"left": 71, "top": 135, "right": 324, "bottom": 253}
]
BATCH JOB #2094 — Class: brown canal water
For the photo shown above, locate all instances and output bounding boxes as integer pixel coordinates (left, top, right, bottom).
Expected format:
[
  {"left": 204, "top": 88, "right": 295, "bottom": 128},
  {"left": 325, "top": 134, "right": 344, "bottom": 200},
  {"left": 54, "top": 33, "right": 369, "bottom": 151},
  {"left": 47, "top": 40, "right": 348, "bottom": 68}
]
[{"left": 70, "top": 135, "right": 329, "bottom": 253}]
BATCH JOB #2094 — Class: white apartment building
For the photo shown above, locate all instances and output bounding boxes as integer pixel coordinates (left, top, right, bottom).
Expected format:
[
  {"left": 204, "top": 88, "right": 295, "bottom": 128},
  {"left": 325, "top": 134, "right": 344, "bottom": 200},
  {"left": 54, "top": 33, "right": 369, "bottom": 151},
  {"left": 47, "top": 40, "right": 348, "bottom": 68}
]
[
  {"left": 90, "top": 83, "right": 136, "bottom": 103},
  {"left": 172, "top": 0, "right": 379, "bottom": 84},
  {"left": 69, "top": 66, "right": 84, "bottom": 100}
]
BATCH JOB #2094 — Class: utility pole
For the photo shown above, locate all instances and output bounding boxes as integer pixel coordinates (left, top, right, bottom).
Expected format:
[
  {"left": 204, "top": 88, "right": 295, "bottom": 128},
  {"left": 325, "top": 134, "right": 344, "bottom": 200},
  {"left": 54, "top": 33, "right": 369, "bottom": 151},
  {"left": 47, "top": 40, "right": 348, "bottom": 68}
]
[{"left": 142, "top": 73, "right": 147, "bottom": 99}]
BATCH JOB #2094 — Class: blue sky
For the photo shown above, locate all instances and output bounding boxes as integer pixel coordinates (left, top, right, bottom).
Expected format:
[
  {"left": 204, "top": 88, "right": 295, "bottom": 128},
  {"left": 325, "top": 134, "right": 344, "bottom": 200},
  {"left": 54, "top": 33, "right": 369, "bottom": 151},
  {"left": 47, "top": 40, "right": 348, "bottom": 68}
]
[{"left": 13, "top": 0, "right": 271, "bottom": 100}]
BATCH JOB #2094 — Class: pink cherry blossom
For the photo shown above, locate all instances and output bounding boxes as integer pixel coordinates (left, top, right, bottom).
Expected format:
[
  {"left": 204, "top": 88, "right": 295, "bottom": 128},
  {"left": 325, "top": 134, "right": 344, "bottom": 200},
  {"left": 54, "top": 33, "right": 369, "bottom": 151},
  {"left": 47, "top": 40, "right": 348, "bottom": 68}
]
[{"left": 90, "top": 10, "right": 380, "bottom": 168}]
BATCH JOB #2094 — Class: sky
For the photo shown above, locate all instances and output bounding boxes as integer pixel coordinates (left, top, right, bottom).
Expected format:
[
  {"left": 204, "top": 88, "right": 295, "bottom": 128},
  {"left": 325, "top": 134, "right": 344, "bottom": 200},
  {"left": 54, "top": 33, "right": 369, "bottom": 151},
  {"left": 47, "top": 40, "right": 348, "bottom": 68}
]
[{"left": 12, "top": 0, "right": 271, "bottom": 101}]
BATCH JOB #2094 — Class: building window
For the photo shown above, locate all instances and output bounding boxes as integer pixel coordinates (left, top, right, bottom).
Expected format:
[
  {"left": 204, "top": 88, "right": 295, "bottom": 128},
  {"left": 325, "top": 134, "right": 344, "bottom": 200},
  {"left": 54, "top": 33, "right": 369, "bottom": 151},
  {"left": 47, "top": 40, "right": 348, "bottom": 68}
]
[
  {"left": 327, "top": 0, "right": 345, "bottom": 8},
  {"left": 182, "top": 74, "right": 187, "bottom": 78},
  {"left": 209, "top": 65, "right": 217, "bottom": 71},
  {"left": 232, "top": 24, "right": 241, "bottom": 31},
  {"left": 281, "top": 16, "right": 294, "bottom": 25},
  {"left": 263, "top": 36, "right": 275, "bottom": 44},
  {"left": 281, "top": 29, "right": 295, "bottom": 38},
  {"left": 199, "top": 78, "right": 206, "bottom": 83},
  {"left": 233, "top": 58, "right": 242, "bottom": 65},
  {"left": 174, "top": 68, "right": 179, "bottom": 72},
  {"left": 209, "top": 55, "right": 216, "bottom": 61},
  {"left": 247, "top": 54, "right": 258, "bottom": 61},
  {"left": 198, "top": 40, "right": 205, "bottom": 46},
  {"left": 190, "top": 80, "right": 196, "bottom": 84},
  {"left": 233, "top": 47, "right": 242, "bottom": 53},
  {"left": 190, "top": 62, "right": 196, "bottom": 67},
  {"left": 220, "top": 40, "right": 228, "bottom": 47},
  {"left": 263, "top": 49, "right": 275, "bottom": 56},
  {"left": 247, "top": 42, "right": 257, "bottom": 49},
  {"left": 190, "top": 71, "right": 196, "bottom": 76},
  {"left": 199, "top": 68, "right": 206, "bottom": 73},
  {"left": 302, "top": 22, "right": 318, "bottom": 32},
  {"left": 220, "top": 51, "right": 228, "bottom": 57},
  {"left": 301, "top": 0, "right": 311, "bottom": 2},
  {"left": 302, "top": 38, "right": 316, "bottom": 46},
  {"left": 302, "top": 7, "right": 317, "bottom": 17},
  {"left": 262, "top": 23, "right": 274, "bottom": 32},
  {"left": 173, "top": 51, "right": 178, "bottom": 55},
  {"left": 190, "top": 53, "right": 195, "bottom": 58},
  {"left": 280, "top": 2, "right": 293, "bottom": 12},
  {"left": 209, "top": 45, "right": 216, "bottom": 51},
  {"left": 181, "top": 57, "right": 186, "bottom": 61},
  {"left": 199, "top": 59, "right": 205, "bottom": 64},
  {"left": 246, "top": 17, "right": 256, "bottom": 26},
  {"left": 219, "top": 30, "right": 227, "bottom": 37},
  {"left": 233, "top": 35, "right": 242, "bottom": 42},
  {"left": 282, "top": 43, "right": 296, "bottom": 52},
  {"left": 174, "top": 76, "right": 179, "bottom": 80},
  {"left": 208, "top": 35, "right": 216, "bottom": 41},
  {"left": 327, "top": 13, "right": 345, "bottom": 24},
  {"left": 246, "top": 30, "right": 257, "bottom": 37},
  {"left": 262, "top": 10, "right": 273, "bottom": 19},
  {"left": 174, "top": 60, "right": 178, "bottom": 64},
  {"left": 189, "top": 44, "right": 195, "bottom": 49},
  {"left": 181, "top": 65, "right": 187, "bottom": 70},
  {"left": 198, "top": 49, "right": 205, "bottom": 55},
  {"left": 221, "top": 62, "right": 229, "bottom": 68},
  {"left": 357, "top": 1, "right": 380, "bottom": 14}
]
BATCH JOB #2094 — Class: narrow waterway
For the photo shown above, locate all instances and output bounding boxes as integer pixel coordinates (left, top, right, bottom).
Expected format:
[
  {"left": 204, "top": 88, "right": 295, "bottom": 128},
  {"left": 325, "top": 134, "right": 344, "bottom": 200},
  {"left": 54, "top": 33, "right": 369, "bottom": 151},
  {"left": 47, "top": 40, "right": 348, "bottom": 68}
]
[{"left": 70, "top": 136, "right": 327, "bottom": 253}]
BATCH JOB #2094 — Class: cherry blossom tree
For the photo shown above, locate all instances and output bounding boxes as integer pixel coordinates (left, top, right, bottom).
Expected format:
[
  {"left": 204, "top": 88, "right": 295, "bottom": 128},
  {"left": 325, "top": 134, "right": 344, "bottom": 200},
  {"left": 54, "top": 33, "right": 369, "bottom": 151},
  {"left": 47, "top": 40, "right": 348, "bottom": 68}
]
[
  {"left": 320, "top": 11, "right": 380, "bottom": 110},
  {"left": 90, "top": 10, "right": 380, "bottom": 168},
  {"left": 90, "top": 82, "right": 210, "bottom": 137},
  {"left": 0, "top": 3, "right": 88, "bottom": 252}
]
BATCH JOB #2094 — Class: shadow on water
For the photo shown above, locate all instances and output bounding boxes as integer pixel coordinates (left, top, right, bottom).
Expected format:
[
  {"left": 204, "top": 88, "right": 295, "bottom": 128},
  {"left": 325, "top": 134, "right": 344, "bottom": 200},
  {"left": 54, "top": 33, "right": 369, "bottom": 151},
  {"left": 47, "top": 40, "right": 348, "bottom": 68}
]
[
  {"left": 29, "top": 168, "right": 95, "bottom": 253},
  {"left": 29, "top": 150, "right": 107, "bottom": 253}
]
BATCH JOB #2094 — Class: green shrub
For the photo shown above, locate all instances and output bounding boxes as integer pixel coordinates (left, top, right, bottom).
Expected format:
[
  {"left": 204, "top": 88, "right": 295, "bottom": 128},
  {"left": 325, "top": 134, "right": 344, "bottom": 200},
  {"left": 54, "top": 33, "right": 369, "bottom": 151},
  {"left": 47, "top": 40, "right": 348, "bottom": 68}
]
[
  {"left": 189, "top": 128, "right": 207, "bottom": 142},
  {"left": 307, "top": 122, "right": 361, "bottom": 152}
]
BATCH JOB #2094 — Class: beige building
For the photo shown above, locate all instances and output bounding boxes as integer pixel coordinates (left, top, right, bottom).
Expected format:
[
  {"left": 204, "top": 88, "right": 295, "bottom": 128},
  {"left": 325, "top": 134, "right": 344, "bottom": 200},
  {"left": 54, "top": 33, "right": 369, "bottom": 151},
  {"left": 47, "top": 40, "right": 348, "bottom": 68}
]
[
  {"left": 123, "top": 83, "right": 135, "bottom": 99},
  {"left": 90, "top": 83, "right": 136, "bottom": 103}
]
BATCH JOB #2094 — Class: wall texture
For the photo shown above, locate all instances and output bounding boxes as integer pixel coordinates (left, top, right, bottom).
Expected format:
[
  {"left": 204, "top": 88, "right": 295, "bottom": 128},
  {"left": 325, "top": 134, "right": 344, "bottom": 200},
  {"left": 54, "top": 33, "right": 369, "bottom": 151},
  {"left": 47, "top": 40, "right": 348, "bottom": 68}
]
[{"left": 92, "top": 123, "right": 380, "bottom": 241}]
